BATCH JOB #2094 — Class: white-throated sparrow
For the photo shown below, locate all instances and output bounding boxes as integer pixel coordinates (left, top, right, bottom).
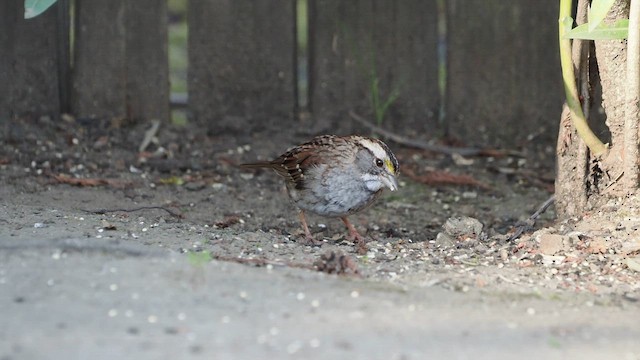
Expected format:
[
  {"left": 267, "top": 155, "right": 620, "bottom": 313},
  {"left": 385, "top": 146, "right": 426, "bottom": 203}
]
[{"left": 242, "top": 135, "right": 399, "bottom": 253}]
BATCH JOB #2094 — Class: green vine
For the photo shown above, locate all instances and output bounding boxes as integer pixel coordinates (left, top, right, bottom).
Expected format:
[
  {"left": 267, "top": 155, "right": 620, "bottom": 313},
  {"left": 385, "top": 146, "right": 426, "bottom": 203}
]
[{"left": 559, "top": 0, "right": 608, "bottom": 156}]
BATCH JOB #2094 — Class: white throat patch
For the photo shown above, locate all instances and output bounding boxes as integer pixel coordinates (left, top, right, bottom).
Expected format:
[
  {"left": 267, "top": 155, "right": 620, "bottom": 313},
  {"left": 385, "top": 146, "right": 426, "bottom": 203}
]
[{"left": 361, "top": 173, "right": 383, "bottom": 192}]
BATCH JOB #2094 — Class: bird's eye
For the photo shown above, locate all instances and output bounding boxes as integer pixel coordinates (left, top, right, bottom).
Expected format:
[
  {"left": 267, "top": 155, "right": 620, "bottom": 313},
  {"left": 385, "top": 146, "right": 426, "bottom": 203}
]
[{"left": 375, "top": 158, "right": 384, "bottom": 168}]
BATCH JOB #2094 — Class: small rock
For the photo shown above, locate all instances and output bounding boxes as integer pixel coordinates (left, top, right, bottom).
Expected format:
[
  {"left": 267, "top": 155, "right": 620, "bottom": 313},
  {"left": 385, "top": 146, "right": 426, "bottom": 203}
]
[
  {"left": 101, "top": 220, "right": 117, "bottom": 231},
  {"left": 461, "top": 191, "right": 478, "bottom": 199},
  {"left": 587, "top": 238, "right": 610, "bottom": 254},
  {"left": 435, "top": 232, "right": 455, "bottom": 247},
  {"left": 621, "top": 239, "right": 640, "bottom": 255},
  {"left": 540, "top": 254, "right": 565, "bottom": 266},
  {"left": 210, "top": 182, "right": 226, "bottom": 191},
  {"left": 442, "top": 216, "right": 483, "bottom": 238},
  {"left": 538, "top": 234, "right": 569, "bottom": 255},
  {"left": 452, "top": 153, "right": 474, "bottom": 166},
  {"left": 185, "top": 181, "right": 206, "bottom": 191},
  {"left": 474, "top": 243, "right": 489, "bottom": 252},
  {"left": 93, "top": 136, "right": 109, "bottom": 149},
  {"left": 500, "top": 249, "right": 509, "bottom": 262},
  {"left": 623, "top": 292, "right": 639, "bottom": 302}
]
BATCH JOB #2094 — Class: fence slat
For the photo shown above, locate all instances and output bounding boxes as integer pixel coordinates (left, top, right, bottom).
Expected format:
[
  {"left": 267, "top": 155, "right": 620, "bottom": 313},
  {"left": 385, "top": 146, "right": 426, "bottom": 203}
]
[
  {"left": 72, "top": 0, "right": 169, "bottom": 122},
  {"left": 125, "top": 0, "right": 169, "bottom": 122},
  {"left": 0, "top": 1, "right": 60, "bottom": 121},
  {"left": 188, "top": 0, "right": 296, "bottom": 133},
  {"left": 447, "top": 0, "right": 562, "bottom": 145},
  {"left": 72, "top": 0, "right": 126, "bottom": 120},
  {"left": 309, "top": 0, "right": 440, "bottom": 135}
]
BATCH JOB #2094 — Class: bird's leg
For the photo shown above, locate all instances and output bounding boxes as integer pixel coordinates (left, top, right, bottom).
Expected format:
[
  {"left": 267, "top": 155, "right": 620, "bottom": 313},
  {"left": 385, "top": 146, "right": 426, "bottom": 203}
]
[
  {"left": 341, "top": 217, "right": 368, "bottom": 255},
  {"left": 298, "top": 210, "right": 322, "bottom": 246}
]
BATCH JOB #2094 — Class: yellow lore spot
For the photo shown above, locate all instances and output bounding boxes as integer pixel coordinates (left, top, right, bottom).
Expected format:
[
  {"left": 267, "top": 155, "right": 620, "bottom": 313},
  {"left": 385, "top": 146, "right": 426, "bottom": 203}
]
[{"left": 384, "top": 159, "right": 395, "bottom": 174}]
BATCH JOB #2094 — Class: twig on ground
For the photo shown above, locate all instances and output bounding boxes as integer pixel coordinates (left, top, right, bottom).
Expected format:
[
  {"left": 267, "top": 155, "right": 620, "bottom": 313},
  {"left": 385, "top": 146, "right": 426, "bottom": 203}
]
[
  {"left": 349, "top": 111, "right": 515, "bottom": 157},
  {"left": 51, "top": 173, "right": 130, "bottom": 188},
  {"left": 212, "top": 251, "right": 362, "bottom": 277},
  {"left": 214, "top": 215, "right": 242, "bottom": 228},
  {"left": 497, "top": 275, "right": 518, "bottom": 284},
  {"left": 508, "top": 195, "right": 556, "bottom": 241},
  {"left": 84, "top": 206, "right": 184, "bottom": 219},
  {"left": 403, "top": 166, "right": 492, "bottom": 190},
  {"left": 139, "top": 119, "right": 161, "bottom": 152},
  {"left": 212, "top": 254, "right": 325, "bottom": 273},
  {"left": 602, "top": 171, "right": 624, "bottom": 194}
]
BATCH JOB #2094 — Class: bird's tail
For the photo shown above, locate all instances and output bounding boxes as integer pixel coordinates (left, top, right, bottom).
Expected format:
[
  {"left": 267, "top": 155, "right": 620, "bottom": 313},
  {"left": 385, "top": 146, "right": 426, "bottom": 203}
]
[{"left": 239, "top": 161, "right": 274, "bottom": 169}]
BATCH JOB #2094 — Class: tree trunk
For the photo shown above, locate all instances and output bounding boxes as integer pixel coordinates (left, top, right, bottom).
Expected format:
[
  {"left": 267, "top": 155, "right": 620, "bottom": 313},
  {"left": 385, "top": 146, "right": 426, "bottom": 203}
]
[
  {"left": 555, "top": 0, "right": 634, "bottom": 217},
  {"left": 595, "top": 0, "right": 631, "bottom": 197}
]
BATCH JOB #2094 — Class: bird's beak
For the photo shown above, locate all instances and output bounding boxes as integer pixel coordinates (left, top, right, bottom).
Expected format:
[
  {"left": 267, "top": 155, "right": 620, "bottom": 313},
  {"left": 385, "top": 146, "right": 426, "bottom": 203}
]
[{"left": 382, "top": 173, "right": 399, "bottom": 191}]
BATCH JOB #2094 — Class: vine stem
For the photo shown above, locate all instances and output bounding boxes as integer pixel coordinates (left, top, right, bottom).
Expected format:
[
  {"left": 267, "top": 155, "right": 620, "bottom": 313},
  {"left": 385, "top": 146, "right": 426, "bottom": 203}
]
[{"left": 558, "top": 0, "right": 608, "bottom": 156}]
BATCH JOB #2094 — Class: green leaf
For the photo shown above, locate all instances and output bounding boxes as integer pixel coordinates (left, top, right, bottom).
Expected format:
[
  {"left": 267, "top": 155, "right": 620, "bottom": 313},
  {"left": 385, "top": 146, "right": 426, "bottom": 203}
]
[
  {"left": 187, "top": 251, "right": 212, "bottom": 267},
  {"left": 24, "top": 0, "right": 58, "bottom": 19},
  {"left": 565, "top": 19, "right": 629, "bottom": 40},
  {"left": 560, "top": 16, "right": 574, "bottom": 33},
  {"left": 588, "top": 0, "right": 616, "bottom": 32},
  {"left": 158, "top": 176, "right": 185, "bottom": 186}
]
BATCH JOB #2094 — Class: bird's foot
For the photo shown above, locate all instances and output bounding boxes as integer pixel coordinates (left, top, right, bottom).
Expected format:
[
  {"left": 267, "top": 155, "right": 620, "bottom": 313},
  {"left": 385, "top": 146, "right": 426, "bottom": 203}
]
[
  {"left": 298, "top": 210, "right": 323, "bottom": 246},
  {"left": 299, "top": 234, "right": 324, "bottom": 246},
  {"left": 348, "top": 231, "right": 368, "bottom": 255},
  {"left": 341, "top": 217, "right": 369, "bottom": 255}
]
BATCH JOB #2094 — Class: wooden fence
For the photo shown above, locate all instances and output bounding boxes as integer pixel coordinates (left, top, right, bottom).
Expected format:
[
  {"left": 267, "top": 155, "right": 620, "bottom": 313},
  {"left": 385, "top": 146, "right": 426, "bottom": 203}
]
[{"left": 1, "top": 0, "right": 562, "bottom": 147}]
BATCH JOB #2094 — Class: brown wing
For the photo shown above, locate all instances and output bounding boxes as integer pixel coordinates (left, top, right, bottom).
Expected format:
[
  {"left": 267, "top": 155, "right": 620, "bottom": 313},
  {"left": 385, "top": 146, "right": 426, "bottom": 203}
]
[
  {"left": 243, "top": 135, "right": 349, "bottom": 190},
  {"left": 272, "top": 135, "right": 341, "bottom": 189}
]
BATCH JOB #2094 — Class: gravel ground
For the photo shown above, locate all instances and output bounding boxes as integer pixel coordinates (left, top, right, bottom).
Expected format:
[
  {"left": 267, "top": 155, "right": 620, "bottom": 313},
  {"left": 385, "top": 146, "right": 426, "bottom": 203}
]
[{"left": 0, "top": 118, "right": 639, "bottom": 359}]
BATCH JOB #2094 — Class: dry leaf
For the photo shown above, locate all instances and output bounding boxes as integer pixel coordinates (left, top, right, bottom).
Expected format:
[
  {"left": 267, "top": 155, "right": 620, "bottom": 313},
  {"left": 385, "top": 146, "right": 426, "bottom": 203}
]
[{"left": 625, "top": 257, "right": 640, "bottom": 272}]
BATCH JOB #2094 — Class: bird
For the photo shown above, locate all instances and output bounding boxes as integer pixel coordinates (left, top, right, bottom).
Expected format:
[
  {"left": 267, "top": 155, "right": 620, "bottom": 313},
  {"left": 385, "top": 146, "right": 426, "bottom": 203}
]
[{"left": 241, "top": 135, "right": 399, "bottom": 254}]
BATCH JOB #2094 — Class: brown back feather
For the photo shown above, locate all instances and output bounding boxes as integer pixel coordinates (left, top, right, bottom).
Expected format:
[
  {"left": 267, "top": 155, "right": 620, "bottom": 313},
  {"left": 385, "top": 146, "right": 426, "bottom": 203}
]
[{"left": 241, "top": 135, "right": 342, "bottom": 190}]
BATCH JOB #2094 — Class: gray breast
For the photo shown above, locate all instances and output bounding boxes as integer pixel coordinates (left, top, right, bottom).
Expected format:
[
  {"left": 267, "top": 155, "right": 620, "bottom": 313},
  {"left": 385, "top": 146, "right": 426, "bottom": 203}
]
[{"left": 287, "top": 164, "right": 380, "bottom": 217}]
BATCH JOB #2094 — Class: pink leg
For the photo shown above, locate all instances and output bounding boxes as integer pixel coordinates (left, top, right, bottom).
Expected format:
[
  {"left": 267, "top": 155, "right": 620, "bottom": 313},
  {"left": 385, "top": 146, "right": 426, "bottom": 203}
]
[
  {"left": 341, "top": 217, "right": 368, "bottom": 254},
  {"left": 298, "top": 210, "right": 322, "bottom": 246}
]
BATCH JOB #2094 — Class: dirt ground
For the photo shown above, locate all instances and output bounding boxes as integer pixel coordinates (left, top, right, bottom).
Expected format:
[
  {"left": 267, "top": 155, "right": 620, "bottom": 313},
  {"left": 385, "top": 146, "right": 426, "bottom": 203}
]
[{"left": 1, "top": 117, "right": 639, "bottom": 359}]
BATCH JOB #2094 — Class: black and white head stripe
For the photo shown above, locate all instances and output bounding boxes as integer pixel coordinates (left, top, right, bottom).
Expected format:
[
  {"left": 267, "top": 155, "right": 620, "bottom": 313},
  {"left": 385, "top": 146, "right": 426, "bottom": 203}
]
[{"left": 358, "top": 137, "right": 399, "bottom": 175}]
